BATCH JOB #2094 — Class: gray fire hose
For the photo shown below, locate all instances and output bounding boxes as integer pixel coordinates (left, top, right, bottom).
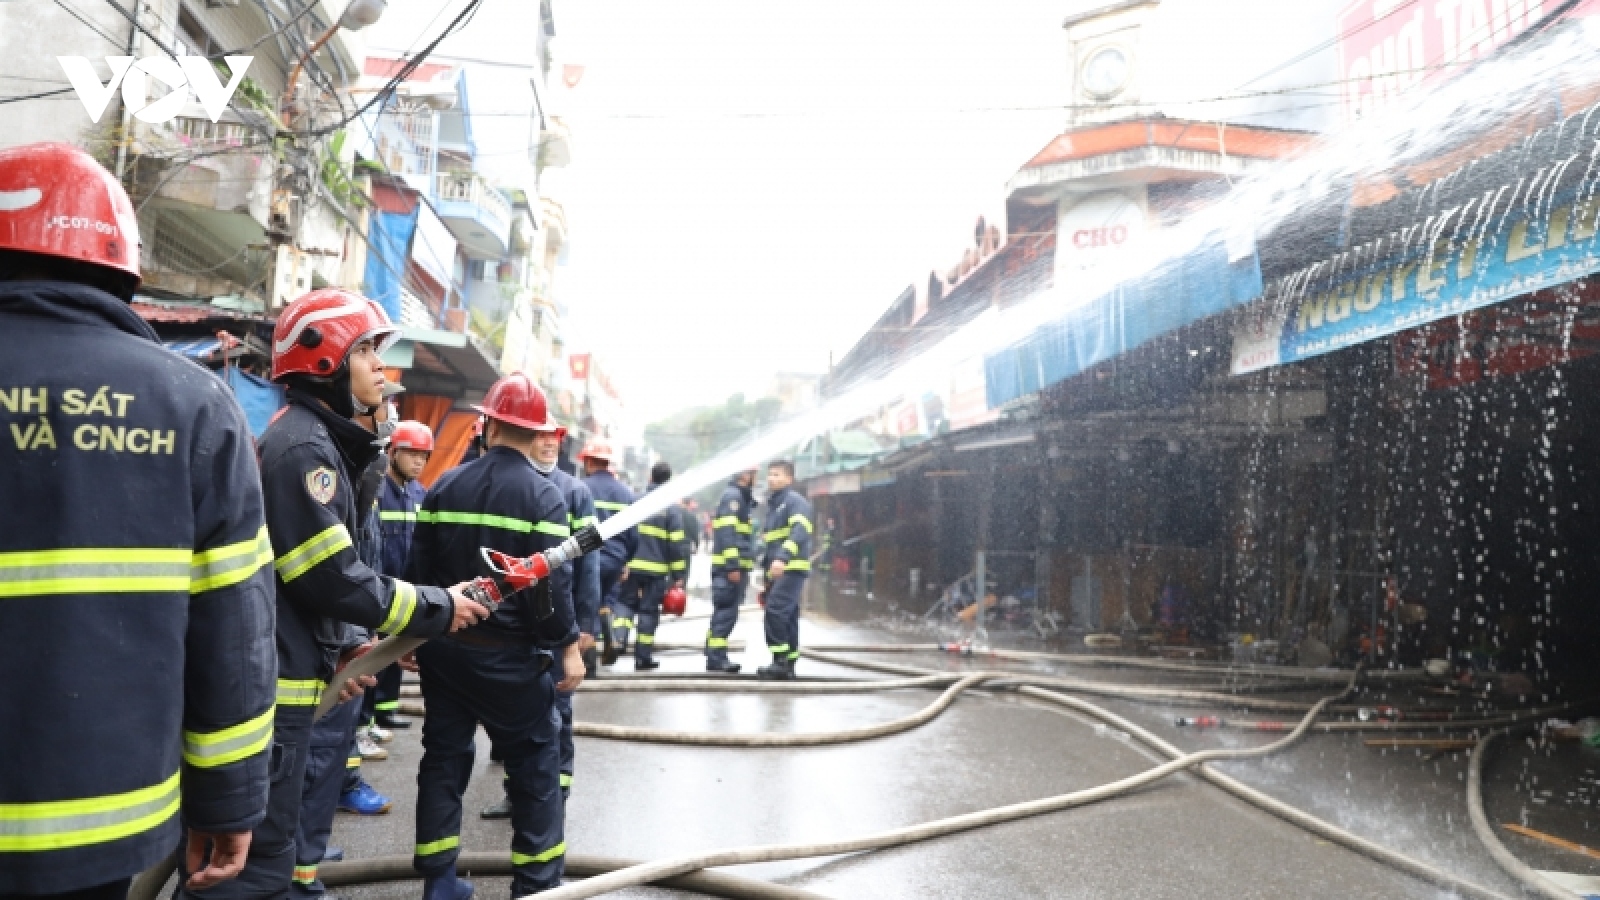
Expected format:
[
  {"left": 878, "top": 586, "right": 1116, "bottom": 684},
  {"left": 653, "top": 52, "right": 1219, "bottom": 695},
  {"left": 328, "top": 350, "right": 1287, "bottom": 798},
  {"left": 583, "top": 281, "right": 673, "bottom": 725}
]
[
  {"left": 315, "top": 634, "right": 424, "bottom": 718},
  {"left": 1467, "top": 730, "right": 1580, "bottom": 900},
  {"left": 124, "top": 851, "right": 826, "bottom": 900},
  {"left": 573, "top": 673, "right": 993, "bottom": 746},
  {"left": 318, "top": 852, "right": 829, "bottom": 899},
  {"left": 1016, "top": 685, "right": 1515, "bottom": 900},
  {"left": 522, "top": 671, "right": 1361, "bottom": 900},
  {"left": 525, "top": 650, "right": 1522, "bottom": 900},
  {"left": 806, "top": 642, "right": 1428, "bottom": 681}
]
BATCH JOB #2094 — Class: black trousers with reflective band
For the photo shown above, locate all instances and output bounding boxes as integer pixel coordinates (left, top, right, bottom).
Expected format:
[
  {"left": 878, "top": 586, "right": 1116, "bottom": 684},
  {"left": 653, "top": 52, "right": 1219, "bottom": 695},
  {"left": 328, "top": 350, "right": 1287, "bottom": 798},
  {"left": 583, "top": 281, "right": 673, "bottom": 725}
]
[
  {"left": 414, "top": 638, "right": 564, "bottom": 896},
  {"left": 764, "top": 573, "right": 805, "bottom": 659},
  {"left": 178, "top": 707, "right": 314, "bottom": 900},
  {"left": 707, "top": 574, "right": 745, "bottom": 662},
  {"left": 613, "top": 574, "right": 667, "bottom": 659},
  {"left": 290, "top": 696, "right": 362, "bottom": 898},
  {"left": 0, "top": 876, "right": 132, "bottom": 900}
]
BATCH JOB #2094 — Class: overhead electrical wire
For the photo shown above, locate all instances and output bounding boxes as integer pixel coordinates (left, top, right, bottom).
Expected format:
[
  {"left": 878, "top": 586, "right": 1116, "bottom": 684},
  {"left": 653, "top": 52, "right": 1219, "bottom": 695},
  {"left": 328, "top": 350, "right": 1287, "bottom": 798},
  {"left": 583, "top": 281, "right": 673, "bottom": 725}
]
[
  {"left": 53, "top": 0, "right": 126, "bottom": 50},
  {"left": 302, "top": 0, "right": 486, "bottom": 138}
]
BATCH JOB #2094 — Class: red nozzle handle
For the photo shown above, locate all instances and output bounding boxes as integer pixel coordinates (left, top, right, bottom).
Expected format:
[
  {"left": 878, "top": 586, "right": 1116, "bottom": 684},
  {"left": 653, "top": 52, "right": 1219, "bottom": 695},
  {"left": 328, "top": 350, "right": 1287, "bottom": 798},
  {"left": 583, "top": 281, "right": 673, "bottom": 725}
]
[{"left": 479, "top": 547, "right": 551, "bottom": 592}]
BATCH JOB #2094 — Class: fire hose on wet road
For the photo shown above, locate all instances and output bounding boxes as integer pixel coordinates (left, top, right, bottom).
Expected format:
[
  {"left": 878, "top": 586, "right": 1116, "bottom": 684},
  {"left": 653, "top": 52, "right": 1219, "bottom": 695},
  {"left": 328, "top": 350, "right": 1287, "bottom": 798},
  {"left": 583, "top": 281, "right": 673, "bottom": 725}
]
[{"left": 173, "top": 531, "right": 1574, "bottom": 900}]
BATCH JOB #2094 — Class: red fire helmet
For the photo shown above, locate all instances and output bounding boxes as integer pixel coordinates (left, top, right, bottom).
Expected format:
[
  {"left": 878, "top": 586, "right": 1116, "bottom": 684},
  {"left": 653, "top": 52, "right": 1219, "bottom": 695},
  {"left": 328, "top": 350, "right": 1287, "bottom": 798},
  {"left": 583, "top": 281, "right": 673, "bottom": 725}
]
[
  {"left": 391, "top": 420, "right": 435, "bottom": 453},
  {"left": 578, "top": 438, "right": 615, "bottom": 464},
  {"left": 0, "top": 142, "right": 140, "bottom": 287},
  {"left": 271, "top": 288, "right": 399, "bottom": 381},
  {"left": 662, "top": 584, "right": 687, "bottom": 617},
  {"left": 475, "top": 372, "right": 564, "bottom": 436}
]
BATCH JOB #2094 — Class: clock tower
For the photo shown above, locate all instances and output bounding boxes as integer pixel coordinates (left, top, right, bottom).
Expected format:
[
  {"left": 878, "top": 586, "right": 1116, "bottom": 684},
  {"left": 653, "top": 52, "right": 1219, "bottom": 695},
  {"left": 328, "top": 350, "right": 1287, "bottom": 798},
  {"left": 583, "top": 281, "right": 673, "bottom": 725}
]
[{"left": 1063, "top": 0, "right": 1160, "bottom": 127}]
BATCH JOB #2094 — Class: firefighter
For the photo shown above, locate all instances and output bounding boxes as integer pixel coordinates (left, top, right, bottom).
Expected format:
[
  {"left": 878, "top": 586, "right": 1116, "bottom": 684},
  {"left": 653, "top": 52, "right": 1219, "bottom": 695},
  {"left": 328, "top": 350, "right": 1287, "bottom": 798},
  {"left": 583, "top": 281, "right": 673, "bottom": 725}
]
[
  {"left": 370, "top": 419, "right": 435, "bottom": 730},
  {"left": 196, "top": 289, "right": 489, "bottom": 900},
  {"left": 580, "top": 439, "right": 637, "bottom": 665},
  {"left": 406, "top": 373, "right": 584, "bottom": 900},
  {"left": 482, "top": 406, "right": 599, "bottom": 819},
  {"left": 288, "top": 407, "right": 414, "bottom": 900},
  {"left": 613, "top": 461, "right": 691, "bottom": 671},
  {"left": 758, "top": 460, "right": 813, "bottom": 680},
  {"left": 706, "top": 470, "right": 758, "bottom": 672},
  {"left": 0, "top": 143, "right": 275, "bottom": 900}
]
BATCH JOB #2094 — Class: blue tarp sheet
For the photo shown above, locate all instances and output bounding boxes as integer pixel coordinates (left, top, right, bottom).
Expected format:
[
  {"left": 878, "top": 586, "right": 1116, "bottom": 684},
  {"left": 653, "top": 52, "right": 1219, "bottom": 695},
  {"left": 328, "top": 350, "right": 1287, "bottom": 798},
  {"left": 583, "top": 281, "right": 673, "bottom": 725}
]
[
  {"left": 985, "top": 234, "right": 1263, "bottom": 408},
  {"left": 224, "top": 368, "right": 284, "bottom": 438},
  {"left": 365, "top": 208, "right": 419, "bottom": 323},
  {"left": 164, "top": 337, "right": 222, "bottom": 359}
]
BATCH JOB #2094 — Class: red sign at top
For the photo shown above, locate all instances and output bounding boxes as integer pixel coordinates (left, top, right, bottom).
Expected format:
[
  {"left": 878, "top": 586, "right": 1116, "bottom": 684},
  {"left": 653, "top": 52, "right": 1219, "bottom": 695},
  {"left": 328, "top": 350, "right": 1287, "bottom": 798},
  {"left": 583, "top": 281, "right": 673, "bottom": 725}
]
[
  {"left": 569, "top": 353, "right": 590, "bottom": 380},
  {"left": 1338, "top": 0, "right": 1599, "bottom": 121}
]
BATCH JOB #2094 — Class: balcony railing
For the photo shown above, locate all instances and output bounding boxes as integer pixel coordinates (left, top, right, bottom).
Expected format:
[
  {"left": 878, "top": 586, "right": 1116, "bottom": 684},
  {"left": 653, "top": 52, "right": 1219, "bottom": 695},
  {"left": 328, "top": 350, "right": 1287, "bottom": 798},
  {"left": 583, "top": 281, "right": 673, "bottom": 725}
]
[
  {"left": 438, "top": 173, "right": 512, "bottom": 226},
  {"left": 435, "top": 172, "right": 512, "bottom": 258}
]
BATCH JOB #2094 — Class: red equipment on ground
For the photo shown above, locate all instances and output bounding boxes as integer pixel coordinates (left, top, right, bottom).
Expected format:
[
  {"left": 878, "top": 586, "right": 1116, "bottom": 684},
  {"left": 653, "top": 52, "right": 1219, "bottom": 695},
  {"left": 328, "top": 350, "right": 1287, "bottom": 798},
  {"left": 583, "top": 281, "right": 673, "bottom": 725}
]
[{"left": 662, "top": 584, "right": 687, "bottom": 617}]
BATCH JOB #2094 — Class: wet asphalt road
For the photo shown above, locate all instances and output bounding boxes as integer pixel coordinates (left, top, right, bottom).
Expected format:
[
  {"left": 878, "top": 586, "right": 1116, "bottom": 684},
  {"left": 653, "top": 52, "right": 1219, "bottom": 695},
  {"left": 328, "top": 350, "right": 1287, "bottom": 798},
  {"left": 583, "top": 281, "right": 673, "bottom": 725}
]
[{"left": 324, "top": 597, "right": 1581, "bottom": 900}]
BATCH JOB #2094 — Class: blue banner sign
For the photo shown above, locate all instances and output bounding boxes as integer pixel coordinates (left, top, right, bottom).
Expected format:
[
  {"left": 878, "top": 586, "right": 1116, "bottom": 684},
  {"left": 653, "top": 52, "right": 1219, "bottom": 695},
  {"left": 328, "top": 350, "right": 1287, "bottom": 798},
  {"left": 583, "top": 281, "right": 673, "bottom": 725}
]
[{"left": 1236, "top": 191, "right": 1600, "bottom": 374}]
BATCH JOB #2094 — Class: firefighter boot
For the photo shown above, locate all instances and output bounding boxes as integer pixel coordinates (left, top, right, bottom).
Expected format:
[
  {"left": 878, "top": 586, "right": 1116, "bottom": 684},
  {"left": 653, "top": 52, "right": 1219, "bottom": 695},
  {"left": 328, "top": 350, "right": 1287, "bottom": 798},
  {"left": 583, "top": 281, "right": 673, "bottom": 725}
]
[
  {"left": 634, "top": 653, "right": 660, "bottom": 672},
  {"left": 705, "top": 650, "right": 741, "bottom": 674},
  {"left": 423, "top": 872, "right": 473, "bottom": 900},
  {"left": 757, "top": 657, "right": 795, "bottom": 680}
]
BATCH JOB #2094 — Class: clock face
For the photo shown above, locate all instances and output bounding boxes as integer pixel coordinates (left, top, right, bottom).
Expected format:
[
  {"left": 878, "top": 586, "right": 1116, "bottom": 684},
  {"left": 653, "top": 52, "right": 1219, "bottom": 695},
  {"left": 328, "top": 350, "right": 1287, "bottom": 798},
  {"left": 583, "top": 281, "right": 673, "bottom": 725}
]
[{"left": 1082, "top": 46, "right": 1131, "bottom": 99}]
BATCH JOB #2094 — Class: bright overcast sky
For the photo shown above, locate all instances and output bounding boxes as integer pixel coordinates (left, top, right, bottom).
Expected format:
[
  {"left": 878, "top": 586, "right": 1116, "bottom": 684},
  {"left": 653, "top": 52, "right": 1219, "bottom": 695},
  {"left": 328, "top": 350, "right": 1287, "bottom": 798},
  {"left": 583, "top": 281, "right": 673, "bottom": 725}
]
[{"left": 365, "top": 0, "right": 1342, "bottom": 421}]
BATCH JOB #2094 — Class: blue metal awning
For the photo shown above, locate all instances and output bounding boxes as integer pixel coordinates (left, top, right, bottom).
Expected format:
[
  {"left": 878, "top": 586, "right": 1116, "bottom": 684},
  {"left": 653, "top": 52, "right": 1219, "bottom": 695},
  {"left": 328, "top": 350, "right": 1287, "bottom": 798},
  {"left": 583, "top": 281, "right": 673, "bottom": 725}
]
[
  {"left": 164, "top": 337, "right": 222, "bottom": 360},
  {"left": 985, "top": 231, "right": 1263, "bottom": 408}
]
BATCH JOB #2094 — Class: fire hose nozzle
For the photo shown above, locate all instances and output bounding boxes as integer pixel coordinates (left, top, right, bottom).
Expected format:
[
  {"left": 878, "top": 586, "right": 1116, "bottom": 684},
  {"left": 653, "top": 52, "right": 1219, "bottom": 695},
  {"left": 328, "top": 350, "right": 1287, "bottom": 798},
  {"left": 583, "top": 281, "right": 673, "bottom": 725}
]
[{"left": 477, "top": 524, "right": 606, "bottom": 592}]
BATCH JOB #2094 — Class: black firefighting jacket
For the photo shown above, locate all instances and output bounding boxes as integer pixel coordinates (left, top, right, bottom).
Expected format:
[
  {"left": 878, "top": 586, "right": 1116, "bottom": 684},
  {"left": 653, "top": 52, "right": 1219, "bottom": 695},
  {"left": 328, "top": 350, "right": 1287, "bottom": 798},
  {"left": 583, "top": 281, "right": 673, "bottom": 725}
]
[
  {"left": 406, "top": 446, "right": 578, "bottom": 648},
  {"left": 761, "top": 485, "right": 814, "bottom": 575},
  {"left": 711, "top": 478, "right": 755, "bottom": 575},
  {"left": 583, "top": 468, "right": 636, "bottom": 578},
  {"left": 547, "top": 465, "right": 602, "bottom": 636},
  {"left": 258, "top": 393, "right": 455, "bottom": 703},
  {"left": 628, "top": 484, "right": 691, "bottom": 580},
  {"left": 378, "top": 472, "right": 427, "bottom": 577},
  {"left": 0, "top": 281, "right": 276, "bottom": 894}
]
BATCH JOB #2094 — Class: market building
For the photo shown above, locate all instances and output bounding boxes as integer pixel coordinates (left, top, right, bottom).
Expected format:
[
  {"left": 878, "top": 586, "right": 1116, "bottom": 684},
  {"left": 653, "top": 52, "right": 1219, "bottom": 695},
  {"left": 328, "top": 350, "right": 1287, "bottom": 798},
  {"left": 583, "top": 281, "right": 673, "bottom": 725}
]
[{"left": 803, "top": 1, "right": 1600, "bottom": 682}]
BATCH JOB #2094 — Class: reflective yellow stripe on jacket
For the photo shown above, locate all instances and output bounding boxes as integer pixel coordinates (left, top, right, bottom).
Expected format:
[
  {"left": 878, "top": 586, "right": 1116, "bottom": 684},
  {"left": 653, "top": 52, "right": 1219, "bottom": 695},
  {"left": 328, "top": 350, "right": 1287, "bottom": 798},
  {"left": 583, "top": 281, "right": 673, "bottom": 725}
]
[
  {"left": 191, "top": 526, "right": 273, "bottom": 593},
  {"left": 629, "top": 559, "right": 670, "bottom": 574},
  {"left": 378, "top": 511, "right": 416, "bottom": 523},
  {"left": 594, "top": 500, "right": 628, "bottom": 512},
  {"left": 277, "top": 678, "right": 326, "bottom": 707},
  {"left": 416, "top": 510, "right": 569, "bottom": 538},
  {"left": 0, "top": 548, "right": 190, "bottom": 597},
  {"left": 378, "top": 580, "right": 418, "bottom": 635},
  {"left": 182, "top": 706, "right": 274, "bottom": 768},
  {"left": 0, "top": 531, "right": 272, "bottom": 598},
  {"left": 274, "top": 524, "right": 352, "bottom": 583},
  {"left": 0, "top": 771, "right": 180, "bottom": 852}
]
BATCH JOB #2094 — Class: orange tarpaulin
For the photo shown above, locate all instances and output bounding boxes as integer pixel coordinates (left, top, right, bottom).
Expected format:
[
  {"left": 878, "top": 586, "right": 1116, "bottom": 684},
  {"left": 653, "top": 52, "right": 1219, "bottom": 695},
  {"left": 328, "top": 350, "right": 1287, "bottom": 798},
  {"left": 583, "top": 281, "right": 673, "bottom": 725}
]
[{"left": 398, "top": 394, "right": 479, "bottom": 488}]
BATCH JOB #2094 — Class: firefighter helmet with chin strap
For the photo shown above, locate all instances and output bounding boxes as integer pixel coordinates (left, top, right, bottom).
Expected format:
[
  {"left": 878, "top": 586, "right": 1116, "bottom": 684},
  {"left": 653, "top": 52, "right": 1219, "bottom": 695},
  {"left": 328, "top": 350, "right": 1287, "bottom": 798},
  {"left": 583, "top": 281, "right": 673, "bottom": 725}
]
[
  {"left": 271, "top": 288, "right": 400, "bottom": 382},
  {"left": 391, "top": 420, "right": 435, "bottom": 453},
  {"left": 475, "top": 372, "right": 565, "bottom": 438},
  {"left": 0, "top": 142, "right": 141, "bottom": 293}
]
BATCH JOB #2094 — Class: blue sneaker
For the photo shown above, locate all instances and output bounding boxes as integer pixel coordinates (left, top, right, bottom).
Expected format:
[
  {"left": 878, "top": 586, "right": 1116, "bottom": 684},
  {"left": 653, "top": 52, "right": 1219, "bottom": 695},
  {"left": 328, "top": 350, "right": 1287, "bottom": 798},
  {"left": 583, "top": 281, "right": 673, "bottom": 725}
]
[{"left": 338, "top": 779, "right": 392, "bottom": 815}]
